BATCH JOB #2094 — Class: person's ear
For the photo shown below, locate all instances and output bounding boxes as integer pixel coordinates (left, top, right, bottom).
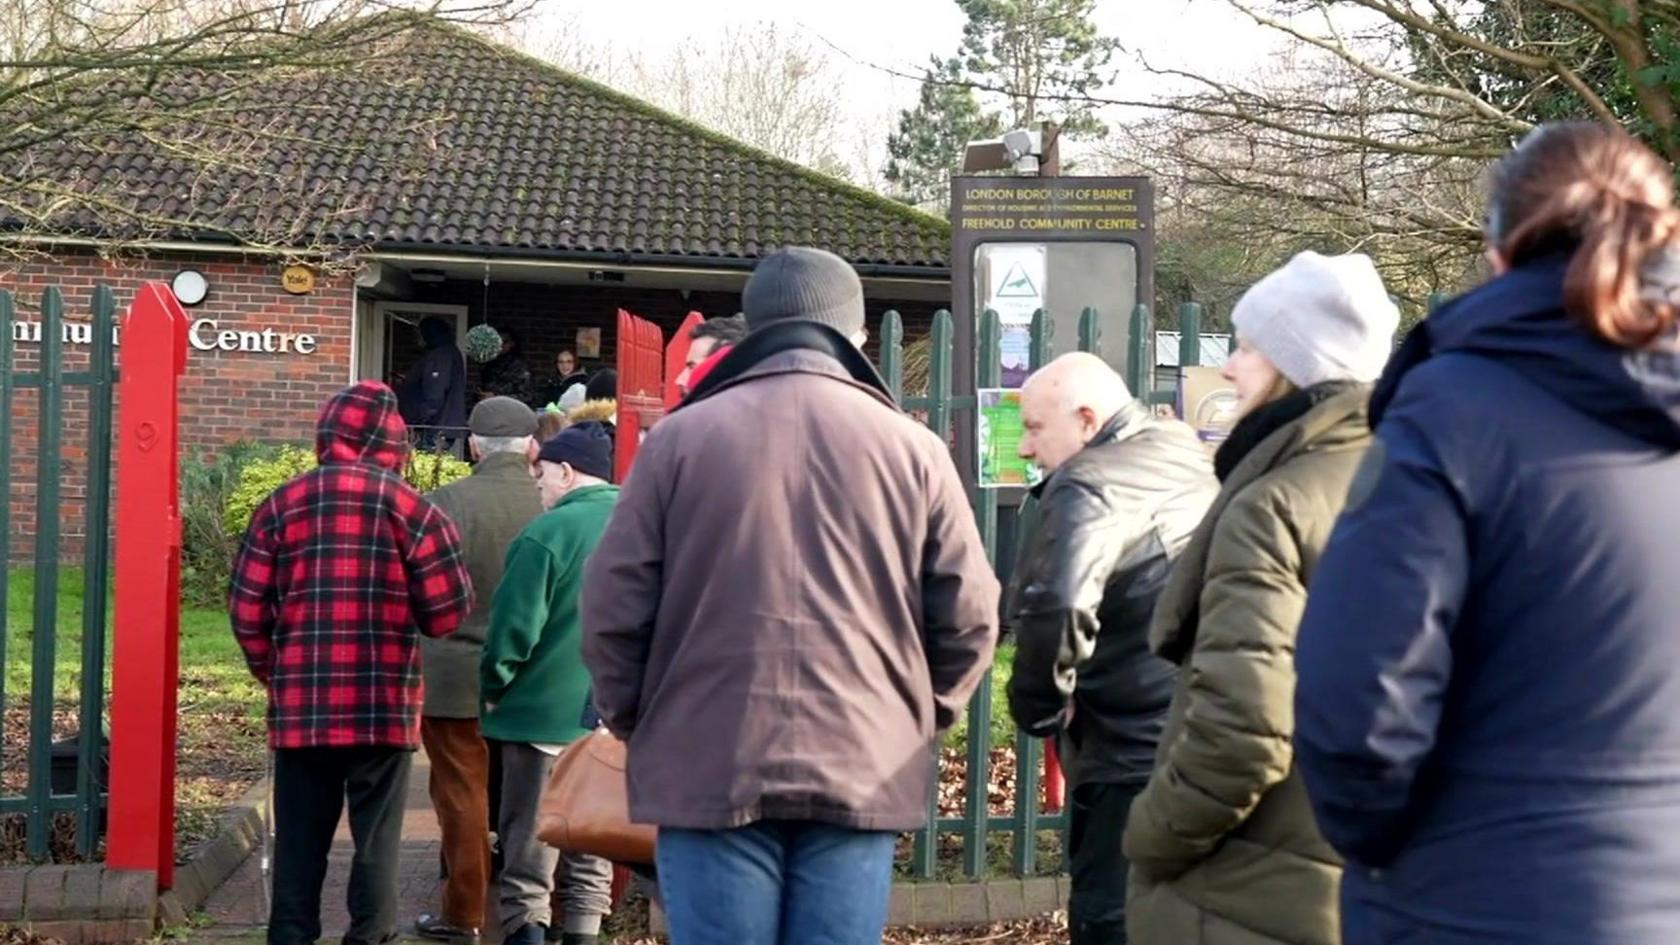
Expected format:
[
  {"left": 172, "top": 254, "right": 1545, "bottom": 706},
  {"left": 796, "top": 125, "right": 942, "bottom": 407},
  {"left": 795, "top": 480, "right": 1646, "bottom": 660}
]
[
  {"left": 1077, "top": 405, "right": 1101, "bottom": 437},
  {"left": 1484, "top": 243, "right": 1510, "bottom": 276}
]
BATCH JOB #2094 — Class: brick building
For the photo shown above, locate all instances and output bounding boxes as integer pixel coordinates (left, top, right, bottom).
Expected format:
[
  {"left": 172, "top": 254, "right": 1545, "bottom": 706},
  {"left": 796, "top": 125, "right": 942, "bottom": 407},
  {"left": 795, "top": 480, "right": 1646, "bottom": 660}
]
[{"left": 3, "top": 19, "right": 951, "bottom": 550}]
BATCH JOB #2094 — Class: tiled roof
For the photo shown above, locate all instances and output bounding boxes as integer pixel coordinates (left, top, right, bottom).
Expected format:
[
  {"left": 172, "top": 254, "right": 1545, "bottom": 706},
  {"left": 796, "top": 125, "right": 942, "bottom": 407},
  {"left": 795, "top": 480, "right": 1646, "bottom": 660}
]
[{"left": 7, "top": 18, "right": 952, "bottom": 271}]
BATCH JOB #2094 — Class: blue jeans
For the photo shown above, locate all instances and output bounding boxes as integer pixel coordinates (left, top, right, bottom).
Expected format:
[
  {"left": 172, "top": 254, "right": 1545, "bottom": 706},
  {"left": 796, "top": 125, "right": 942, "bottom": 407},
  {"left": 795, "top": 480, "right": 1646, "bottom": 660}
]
[{"left": 656, "top": 820, "right": 897, "bottom": 945}]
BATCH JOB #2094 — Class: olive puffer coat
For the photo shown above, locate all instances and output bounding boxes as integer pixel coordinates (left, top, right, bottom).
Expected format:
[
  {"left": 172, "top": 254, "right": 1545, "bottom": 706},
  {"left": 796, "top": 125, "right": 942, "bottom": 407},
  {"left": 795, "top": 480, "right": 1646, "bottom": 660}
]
[{"left": 1124, "top": 386, "right": 1372, "bottom": 945}]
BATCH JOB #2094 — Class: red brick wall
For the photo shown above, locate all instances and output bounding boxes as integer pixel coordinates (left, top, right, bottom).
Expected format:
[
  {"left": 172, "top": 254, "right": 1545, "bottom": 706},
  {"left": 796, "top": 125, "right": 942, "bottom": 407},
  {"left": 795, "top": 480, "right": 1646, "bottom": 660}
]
[{"left": 0, "top": 249, "right": 353, "bottom": 557}]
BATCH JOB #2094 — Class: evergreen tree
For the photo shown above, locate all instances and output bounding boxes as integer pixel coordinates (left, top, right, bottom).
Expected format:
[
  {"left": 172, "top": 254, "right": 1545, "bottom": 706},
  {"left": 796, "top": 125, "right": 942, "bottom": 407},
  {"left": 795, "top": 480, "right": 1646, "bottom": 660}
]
[{"left": 885, "top": 56, "right": 1003, "bottom": 212}]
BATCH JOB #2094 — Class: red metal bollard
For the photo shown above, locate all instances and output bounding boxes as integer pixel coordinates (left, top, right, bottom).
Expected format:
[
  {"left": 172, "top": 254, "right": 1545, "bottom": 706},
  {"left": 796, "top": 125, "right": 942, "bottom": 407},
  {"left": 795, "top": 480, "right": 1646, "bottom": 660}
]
[
  {"left": 106, "top": 283, "right": 190, "bottom": 889},
  {"left": 1044, "top": 738, "right": 1066, "bottom": 813}
]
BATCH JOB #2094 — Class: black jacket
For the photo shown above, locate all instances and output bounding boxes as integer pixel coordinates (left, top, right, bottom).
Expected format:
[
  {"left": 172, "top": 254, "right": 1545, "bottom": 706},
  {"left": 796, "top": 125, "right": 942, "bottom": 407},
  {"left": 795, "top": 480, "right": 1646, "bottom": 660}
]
[
  {"left": 1006, "top": 402, "right": 1217, "bottom": 786},
  {"left": 397, "top": 323, "right": 466, "bottom": 432}
]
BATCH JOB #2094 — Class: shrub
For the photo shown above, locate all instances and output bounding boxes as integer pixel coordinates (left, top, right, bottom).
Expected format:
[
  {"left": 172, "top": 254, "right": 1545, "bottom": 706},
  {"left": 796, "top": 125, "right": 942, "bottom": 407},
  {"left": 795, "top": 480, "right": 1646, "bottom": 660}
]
[
  {"left": 221, "top": 445, "right": 318, "bottom": 537},
  {"left": 942, "top": 642, "right": 1020, "bottom": 753},
  {"left": 404, "top": 450, "right": 473, "bottom": 493},
  {"left": 179, "top": 441, "right": 294, "bottom": 606},
  {"left": 221, "top": 445, "right": 474, "bottom": 537}
]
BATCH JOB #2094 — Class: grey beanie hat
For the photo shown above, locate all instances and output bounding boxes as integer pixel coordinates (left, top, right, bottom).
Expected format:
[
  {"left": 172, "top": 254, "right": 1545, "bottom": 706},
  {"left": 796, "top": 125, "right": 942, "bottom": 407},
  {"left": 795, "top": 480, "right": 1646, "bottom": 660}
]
[
  {"left": 1231, "top": 251, "right": 1400, "bottom": 389},
  {"left": 741, "top": 247, "right": 866, "bottom": 335}
]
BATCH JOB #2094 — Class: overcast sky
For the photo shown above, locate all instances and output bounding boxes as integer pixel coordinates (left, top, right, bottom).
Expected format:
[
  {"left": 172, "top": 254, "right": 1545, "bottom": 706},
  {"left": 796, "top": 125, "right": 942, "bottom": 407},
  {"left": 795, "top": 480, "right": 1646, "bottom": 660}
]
[{"left": 542, "top": 0, "right": 1296, "bottom": 132}]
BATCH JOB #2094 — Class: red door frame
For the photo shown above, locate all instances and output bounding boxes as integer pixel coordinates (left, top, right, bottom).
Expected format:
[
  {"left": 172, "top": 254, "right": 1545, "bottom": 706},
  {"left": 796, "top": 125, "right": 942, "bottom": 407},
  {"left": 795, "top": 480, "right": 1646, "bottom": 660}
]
[
  {"left": 663, "top": 311, "right": 704, "bottom": 408},
  {"left": 614, "top": 309, "right": 666, "bottom": 482}
]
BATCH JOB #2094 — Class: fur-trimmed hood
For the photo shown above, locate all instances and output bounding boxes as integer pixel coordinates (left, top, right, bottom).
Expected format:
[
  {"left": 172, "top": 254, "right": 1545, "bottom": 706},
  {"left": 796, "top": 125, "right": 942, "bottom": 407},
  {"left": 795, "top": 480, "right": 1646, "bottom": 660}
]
[{"left": 566, "top": 398, "right": 617, "bottom": 426}]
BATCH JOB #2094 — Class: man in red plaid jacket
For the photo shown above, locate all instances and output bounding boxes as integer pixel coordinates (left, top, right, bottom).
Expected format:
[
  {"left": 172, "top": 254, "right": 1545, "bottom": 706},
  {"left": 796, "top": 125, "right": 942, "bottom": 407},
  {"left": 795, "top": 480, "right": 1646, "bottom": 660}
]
[{"left": 231, "top": 380, "right": 473, "bottom": 945}]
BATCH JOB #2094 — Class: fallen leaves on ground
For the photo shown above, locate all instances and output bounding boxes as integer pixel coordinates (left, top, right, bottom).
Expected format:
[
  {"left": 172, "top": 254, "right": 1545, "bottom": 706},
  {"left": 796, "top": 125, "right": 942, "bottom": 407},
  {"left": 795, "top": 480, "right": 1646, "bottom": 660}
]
[
  {"left": 608, "top": 911, "right": 1067, "bottom": 945},
  {"left": 1, "top": 697, "right": 266, "bottom": 865},
  {"left": 0, "top": 925, "right": 66, "bottom": 945},
  {"left": 883, "top": 912, "right": 1068, "bottom": 943},
  {"left": 937, "top": 745, "right": 1025, "bottom": 819}
]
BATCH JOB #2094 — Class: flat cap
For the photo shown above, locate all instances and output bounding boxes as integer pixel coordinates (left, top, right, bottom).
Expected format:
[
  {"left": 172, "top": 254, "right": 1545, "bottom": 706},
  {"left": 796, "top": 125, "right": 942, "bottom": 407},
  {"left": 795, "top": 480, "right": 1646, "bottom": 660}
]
[{"left": 468, "top": 396, "right": 538, "bottom": 437}]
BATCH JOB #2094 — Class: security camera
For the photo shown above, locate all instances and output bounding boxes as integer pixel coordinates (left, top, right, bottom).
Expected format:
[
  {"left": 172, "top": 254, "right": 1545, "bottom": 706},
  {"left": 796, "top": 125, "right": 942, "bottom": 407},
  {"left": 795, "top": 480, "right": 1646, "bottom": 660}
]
[
  {"left": 1002, "top": 129, "right": 1036, "bottom": 162},
  {"left": 961, "top": 128, "right": 1044, "bottom": 175}
]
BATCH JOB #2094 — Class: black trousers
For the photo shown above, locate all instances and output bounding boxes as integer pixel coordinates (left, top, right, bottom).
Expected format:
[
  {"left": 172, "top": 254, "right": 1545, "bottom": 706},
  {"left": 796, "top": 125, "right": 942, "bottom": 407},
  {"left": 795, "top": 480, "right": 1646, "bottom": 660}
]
[
  {"left": 269, "top": 746, "right": 414, "bottom": 945},
  {"left": 1067, "top": 781, "right": 1143, "bottom": 945}
]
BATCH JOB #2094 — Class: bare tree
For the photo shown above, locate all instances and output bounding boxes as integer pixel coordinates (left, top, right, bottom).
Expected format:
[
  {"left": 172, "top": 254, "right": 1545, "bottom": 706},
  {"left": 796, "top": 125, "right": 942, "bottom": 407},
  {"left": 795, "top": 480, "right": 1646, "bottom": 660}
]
[
  {"left": 0, "top": 0, "right": 529, "bottom": 259},
  {"left": 519, "top": 20, "right": 858, "bottom": 179}
]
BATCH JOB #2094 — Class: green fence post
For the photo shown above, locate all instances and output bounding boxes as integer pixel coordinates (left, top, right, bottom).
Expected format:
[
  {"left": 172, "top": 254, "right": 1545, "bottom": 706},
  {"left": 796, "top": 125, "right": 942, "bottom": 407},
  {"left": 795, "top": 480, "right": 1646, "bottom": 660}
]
[
  {"left": 1079, "top": 306, "right": 1102, "bottom": 357},
  {"left": 1028, "top": 308, "right": 1051, "bottom": 372},
  {"left": 879, "top": 310, "right": 904, "bottom": 404},
  {"left": 1012, "top": 728, "right": 1041, "bottom": 876},
  {"left": 0, "top": 292, "right": 12, "bottom": 790},
  {"left": 1178, "top": 302, "right": 1202, "bottom": 367},
  {"left": 927, "top": 311, "right": 953, "bottom": 439},
  {"left": 27, "top": 288, "right": 65, "bottom": 861},
  {"left": 1124, "top": 304, "right": 1149, "bottom": 398},
  {"left": 911, "top": 309, "right": 955, "bottom": 881},
  {"left": 964, "top": 309, "right": 1002, "bottom": 879},
  {"left": 75, "top": 286, "right": 116, "bottom": 855}
]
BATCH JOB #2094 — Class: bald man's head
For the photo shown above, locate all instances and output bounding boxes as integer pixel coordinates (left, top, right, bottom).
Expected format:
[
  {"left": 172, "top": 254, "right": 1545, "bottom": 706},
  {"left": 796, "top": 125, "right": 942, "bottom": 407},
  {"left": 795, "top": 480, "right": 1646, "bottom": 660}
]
[{"left": 1018, "top": 353, "right": 1133, "bottom": 473}]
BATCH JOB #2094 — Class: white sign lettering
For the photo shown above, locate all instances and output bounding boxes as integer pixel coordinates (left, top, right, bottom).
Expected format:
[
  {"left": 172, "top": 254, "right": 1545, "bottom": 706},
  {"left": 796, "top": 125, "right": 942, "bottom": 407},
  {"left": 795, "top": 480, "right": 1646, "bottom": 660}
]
[
  {"left": 187, "top": 318, "right": 316, "bottom": 355},
  {"left": 5, "top": 317, "right": 318, "bottom": 356}
]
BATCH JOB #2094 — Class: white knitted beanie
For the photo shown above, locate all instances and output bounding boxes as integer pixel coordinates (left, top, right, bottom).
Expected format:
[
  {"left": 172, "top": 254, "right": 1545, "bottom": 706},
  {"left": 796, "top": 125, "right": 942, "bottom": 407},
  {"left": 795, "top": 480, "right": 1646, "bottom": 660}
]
[{"left": 1230, "top": 251, "right": 1400, "bottom": 388}]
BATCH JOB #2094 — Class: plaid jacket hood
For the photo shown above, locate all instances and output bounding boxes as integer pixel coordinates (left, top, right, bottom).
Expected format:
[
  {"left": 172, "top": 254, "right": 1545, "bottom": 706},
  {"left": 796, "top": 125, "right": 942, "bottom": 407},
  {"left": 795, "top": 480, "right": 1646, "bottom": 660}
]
[
  {"left": 231, "top": 381, "right": 472, "bottom": 750},
  {"left": 316, "top": 380, "right": 409, "bottom": 469}
]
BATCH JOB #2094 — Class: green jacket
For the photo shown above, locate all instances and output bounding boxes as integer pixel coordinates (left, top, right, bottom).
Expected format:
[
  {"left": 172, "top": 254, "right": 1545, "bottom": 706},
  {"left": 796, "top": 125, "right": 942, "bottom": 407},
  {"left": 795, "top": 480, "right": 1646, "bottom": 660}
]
[
  {"left": 480, "top": 483, "right": 619, "bottom": 745},
  {"left": 422, "top": 452, "right": 545, "bottom": 718},
  {"left": 1124, "top": 387, "right": 1371, "bottom": 945}
]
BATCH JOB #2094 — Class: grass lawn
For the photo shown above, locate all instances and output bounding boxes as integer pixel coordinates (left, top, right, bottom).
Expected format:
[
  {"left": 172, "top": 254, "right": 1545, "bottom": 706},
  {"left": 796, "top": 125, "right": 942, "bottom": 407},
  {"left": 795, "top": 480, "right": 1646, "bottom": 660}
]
[{"left": 1, "top": 567, "right": 264, "bottom": 863}]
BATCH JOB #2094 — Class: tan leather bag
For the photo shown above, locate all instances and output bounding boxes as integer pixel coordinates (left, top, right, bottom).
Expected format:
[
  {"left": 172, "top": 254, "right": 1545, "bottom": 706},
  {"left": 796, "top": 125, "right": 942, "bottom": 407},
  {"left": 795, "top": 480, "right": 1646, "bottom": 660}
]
[{"left": 535, "top": 730, "right": 657, "bottom": 864}]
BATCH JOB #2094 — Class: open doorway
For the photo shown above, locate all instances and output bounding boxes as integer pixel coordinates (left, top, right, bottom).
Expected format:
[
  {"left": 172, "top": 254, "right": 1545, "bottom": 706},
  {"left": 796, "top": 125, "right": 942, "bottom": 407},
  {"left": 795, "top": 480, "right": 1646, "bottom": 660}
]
[{"left": 357, "top": 301, "right": 469, "bottom": 386}]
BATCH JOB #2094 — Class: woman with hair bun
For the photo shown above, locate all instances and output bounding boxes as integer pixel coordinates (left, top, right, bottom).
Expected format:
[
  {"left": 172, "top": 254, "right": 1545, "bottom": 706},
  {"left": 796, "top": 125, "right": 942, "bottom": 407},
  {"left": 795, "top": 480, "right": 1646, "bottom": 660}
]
[{"left": 1295, "top": 122, "right": 1680, "bottom": 944}]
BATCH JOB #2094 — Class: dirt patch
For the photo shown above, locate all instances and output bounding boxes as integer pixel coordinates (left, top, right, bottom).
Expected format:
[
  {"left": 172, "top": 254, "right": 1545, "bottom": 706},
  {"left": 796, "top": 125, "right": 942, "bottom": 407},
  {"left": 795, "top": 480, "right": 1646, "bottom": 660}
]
[
  {"left": 0, "top": 699, "right": 265, "bottom": 865},
  {"left": 0, "top": 926, "right": 66, "bottom": 945}
]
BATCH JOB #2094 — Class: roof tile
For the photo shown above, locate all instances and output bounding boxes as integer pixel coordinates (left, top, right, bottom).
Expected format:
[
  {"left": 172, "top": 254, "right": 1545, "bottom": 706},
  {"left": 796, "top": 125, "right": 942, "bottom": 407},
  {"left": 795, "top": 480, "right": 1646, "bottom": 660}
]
[{"left": 1, "top": 18, "right": 950, "bottom": 269}]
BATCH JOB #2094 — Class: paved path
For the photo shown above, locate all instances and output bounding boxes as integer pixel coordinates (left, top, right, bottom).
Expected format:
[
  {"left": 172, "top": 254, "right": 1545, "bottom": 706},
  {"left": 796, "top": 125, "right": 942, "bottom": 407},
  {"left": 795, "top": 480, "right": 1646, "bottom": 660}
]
[{"left": 201, "top": 751, "right": 455, "bottom": 939}]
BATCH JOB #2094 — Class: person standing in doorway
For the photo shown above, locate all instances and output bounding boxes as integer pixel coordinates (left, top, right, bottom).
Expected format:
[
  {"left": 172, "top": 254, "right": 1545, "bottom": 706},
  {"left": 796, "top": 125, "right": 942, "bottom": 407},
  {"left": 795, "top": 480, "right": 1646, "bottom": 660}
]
[
  {"left": 1123, "top": 252, "right": 1397, "bottom": 945},
  {"left": 398, "top": 316, "right": 467, "bottom": 446},
  {"left": 1006, "top": 352, "right": 1217, "bottom": 945},
  {"left": 231, "top": 380, "right": 473, "bottom": 945},
  {"left": 414, "top": 396, "right": 545, "bottom": 945},
  {"left": 581, "top": 247, "right": 999, "bottom": 945},
  {"left": 481, "top": 421, "right": 620, "bottom": 945}
]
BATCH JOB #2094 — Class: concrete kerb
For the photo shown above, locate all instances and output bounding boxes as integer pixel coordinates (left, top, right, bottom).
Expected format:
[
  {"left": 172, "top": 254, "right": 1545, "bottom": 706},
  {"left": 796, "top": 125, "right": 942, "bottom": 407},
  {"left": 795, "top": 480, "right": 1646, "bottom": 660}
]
[
  {"left": 157, "top": 775, "right": 270, "bottom": 928},
  {"left": 0, "top": 863, "right": 154, "bottom": 944},
  {"left": 646, "top": 875, "right": 1068, "bottom": 934},
  {"left": 0, "top": 775, "right": 267, "bottom": 943}
]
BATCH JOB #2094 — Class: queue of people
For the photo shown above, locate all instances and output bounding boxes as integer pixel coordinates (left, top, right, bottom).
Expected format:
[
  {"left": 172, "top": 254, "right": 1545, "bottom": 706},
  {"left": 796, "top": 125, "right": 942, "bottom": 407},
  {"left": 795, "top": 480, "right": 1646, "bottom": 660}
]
[{"left": 232, "top": 120, "right": 1680, "bottom": 945}]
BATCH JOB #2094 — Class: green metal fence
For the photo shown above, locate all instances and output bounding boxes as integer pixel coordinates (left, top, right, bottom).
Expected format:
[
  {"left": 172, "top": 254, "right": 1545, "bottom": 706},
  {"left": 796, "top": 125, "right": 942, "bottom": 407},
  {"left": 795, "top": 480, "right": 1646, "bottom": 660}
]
[
  {"left": 879, "top": 302, "right": 1204, "bottom": 879},
  {"left": 0, "top": 286, "right": 118, "bottom": 861}
]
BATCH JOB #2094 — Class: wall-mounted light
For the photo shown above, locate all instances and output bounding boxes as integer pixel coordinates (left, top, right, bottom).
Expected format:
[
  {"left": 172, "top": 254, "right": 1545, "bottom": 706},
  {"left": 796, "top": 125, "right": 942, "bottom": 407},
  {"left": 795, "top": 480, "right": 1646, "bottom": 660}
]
[
  {"left": 588, "top": 270, "right": 626, "bottom": 283},
  {"left": 411, "top": 268, "right": 447, "bottom": 284},
  {"left": 171, "top": 269, "right": 209, "bottom": 306}
]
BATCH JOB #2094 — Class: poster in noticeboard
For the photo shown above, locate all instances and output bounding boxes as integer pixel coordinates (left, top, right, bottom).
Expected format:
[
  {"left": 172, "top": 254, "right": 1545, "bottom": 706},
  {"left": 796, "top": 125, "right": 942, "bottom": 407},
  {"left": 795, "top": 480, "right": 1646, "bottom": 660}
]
[
  {"left": 976, "top": 388, "right": 1043, "bottom": 489},
  {"left": 1179, "top": 366, "right": 1241, "bottom": 450},
  {"left": 576, "top": 327, "right": 602, "bottom": 359}
]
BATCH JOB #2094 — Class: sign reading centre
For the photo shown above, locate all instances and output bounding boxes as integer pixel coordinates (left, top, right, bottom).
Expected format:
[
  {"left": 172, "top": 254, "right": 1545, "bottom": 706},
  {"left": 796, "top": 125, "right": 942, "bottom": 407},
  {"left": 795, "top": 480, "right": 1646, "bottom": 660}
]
[{"left": 7, "top": 317, "right": 318, "bottom": 355}]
